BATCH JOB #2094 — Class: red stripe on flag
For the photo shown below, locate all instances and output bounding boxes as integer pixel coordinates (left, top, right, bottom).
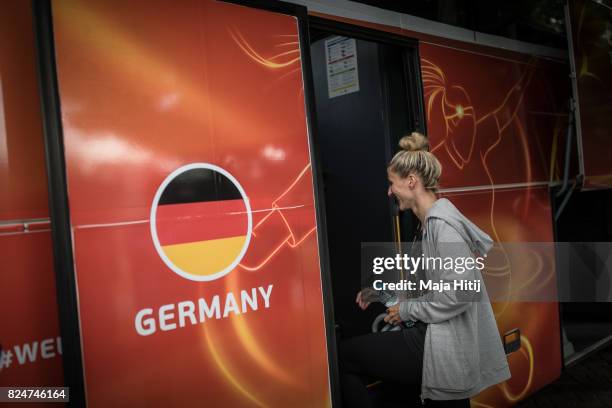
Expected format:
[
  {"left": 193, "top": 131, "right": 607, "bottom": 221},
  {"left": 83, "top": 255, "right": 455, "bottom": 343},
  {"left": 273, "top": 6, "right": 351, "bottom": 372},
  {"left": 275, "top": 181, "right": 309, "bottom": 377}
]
[{"left": 156, "top": 199, "right": 248, "bottom": 246}]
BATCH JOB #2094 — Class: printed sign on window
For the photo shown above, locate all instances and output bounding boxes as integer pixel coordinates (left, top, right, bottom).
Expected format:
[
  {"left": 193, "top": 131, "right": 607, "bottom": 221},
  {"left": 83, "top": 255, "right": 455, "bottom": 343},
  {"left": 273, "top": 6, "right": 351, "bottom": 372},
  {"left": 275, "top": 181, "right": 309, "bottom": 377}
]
[{"left": 325, "top": 36, "right": 360, "bottom": 98}]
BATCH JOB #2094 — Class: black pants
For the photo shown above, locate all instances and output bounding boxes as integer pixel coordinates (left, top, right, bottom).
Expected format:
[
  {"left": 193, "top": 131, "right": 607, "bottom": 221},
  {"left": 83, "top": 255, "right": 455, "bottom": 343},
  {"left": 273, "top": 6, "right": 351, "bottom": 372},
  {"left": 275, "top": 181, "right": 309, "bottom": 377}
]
[{"left": 339, "top": 323, "right": 470, "bottom": 408}]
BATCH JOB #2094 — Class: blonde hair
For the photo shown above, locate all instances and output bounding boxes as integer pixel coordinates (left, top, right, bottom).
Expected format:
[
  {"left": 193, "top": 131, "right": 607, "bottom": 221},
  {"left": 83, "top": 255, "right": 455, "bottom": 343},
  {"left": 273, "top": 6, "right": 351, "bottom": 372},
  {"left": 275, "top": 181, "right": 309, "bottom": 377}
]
[{"left": 388, "top": 132, "right": 442, "bottom": 192}]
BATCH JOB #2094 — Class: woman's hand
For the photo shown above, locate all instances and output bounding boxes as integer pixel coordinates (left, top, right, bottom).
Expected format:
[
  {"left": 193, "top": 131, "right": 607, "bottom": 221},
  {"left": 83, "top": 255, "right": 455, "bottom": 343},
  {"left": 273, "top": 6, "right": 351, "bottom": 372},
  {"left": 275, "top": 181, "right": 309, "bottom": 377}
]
[
  {"left": 356, "top": 290, "right": 371, "bottom": 310},
  {"left": 384, "top": 304, "right": 402, "bottom": 326}
]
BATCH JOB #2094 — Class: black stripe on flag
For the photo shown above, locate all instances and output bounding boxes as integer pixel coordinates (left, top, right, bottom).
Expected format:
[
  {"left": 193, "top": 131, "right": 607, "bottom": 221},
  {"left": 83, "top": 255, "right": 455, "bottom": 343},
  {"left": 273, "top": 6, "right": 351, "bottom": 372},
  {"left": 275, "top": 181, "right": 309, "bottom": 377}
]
[{"left": 159, "top": 168, "right": 242, "bottom": 205}]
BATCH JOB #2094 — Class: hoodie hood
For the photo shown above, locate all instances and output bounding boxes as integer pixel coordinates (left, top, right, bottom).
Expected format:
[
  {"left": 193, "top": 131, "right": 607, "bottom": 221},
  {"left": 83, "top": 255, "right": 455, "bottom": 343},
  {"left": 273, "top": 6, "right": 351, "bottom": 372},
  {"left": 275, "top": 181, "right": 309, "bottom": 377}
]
[{"left": 424, "top": 198, "right": 494, "bottom": 256}]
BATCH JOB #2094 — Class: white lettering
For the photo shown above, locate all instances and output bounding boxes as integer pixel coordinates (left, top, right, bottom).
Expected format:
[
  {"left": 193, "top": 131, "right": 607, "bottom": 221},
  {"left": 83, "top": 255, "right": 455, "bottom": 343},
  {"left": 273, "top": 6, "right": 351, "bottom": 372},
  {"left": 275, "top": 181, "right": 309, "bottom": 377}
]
[
  {"left": 223, "top": 293, "right": 241, "bottom": 317},
  {"left": 373, "top": 280, "right": 383, "bottom": 290},
  {"left": 409, "top": 257, "right": 421, "bottom": 274},
  {"left": 135, "top": 308, "right": 156, "bottom": 336},
  {"left": 14, "top": 342, "right": 38, "bottom": 364},
  {"left": 372, "top": 257, "right": 384, "bottom": 274},
  {"left": 178, "top": 301, "right": 197, "bottom": 327},
  {"left": 241, "top": 288, "right": 258, "bottom": 312},
  {"left": 40, "top": 338, "right": 55, "bottom": 359},
  {"left": 258, "top": 284, "right": 273, "bottom": 308},
  {"left": 199, "top": 296, "right": 221, "bottom": 321},
  {"left": 159, "top": 304, "right": 176, "bottom": 331},
  {"left": 134, "top": 285, "right": 274, "bottom": 337}
]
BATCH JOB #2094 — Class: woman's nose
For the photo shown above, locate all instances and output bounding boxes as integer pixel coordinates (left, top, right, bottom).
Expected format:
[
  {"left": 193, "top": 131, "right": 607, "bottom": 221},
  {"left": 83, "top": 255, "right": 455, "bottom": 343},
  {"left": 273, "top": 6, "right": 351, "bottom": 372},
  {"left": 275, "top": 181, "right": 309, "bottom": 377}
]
[{"left": 387, "top": 186, "right": 392, "bottom": 196}]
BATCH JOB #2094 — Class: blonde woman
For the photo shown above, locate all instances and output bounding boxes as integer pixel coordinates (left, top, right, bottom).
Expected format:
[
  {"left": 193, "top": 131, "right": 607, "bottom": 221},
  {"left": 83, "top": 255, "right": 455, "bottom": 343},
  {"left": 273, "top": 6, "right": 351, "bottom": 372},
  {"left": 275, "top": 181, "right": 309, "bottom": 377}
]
[{"left": 342, "top": 132, "right": 510, "bottom": 407}]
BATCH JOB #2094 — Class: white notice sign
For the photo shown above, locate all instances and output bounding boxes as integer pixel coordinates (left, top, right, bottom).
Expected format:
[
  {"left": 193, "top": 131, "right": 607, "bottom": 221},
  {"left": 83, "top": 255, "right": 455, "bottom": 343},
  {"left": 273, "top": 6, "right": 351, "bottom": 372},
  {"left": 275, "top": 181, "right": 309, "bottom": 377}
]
[{"left": 325, "top": 37, "right": 360, "bottom": 98}]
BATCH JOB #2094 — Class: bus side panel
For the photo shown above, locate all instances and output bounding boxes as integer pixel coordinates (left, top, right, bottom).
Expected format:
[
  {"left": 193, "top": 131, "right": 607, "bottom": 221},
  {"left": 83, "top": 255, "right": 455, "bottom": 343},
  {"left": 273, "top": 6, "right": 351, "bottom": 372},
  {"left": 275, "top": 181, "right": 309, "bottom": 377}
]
[
  {"left": 443, "top": 187, "right": 561, "bottom": 407},
  {"left": 420, "top": 43, "right": 569, "bottom": 190},
  {"left": 421, "top": 40, "right": 564, "bottom": 405},
  {"left": 0, "top": 233, "right": 63, "bottom": 390},
  {"left": 0, "top": 0, "right": 64, "bottom": 395},
  {"left": 0, "top": 4, "right": 50, "bottom": 221},
  {"left": 568, "top": 0, "right": 612, "bottom": 189},
  {"left": 50, "top": 0, "right": 330, "bottom": 406}
]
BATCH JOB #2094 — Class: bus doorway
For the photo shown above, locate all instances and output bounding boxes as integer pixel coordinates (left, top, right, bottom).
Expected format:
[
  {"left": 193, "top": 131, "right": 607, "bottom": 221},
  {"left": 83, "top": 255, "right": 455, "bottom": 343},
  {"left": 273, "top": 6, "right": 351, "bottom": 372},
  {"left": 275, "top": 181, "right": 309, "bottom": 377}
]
[{"left": 308, "top": 19, "right": 425, "bottom": 342}]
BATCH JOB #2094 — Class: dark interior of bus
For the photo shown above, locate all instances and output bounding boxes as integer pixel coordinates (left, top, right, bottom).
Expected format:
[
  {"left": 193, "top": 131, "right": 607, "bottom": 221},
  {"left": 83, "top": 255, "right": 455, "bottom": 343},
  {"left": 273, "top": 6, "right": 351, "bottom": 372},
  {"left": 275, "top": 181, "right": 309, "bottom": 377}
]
[
  {"left": 307, "top": 22, "right": 429, "bottom": 407},
  {"left": 555, "top": 188, "right": 612, "bottom": 359},
  {"left": 308, "top": 23, "right": 423, "bottom": 342}
]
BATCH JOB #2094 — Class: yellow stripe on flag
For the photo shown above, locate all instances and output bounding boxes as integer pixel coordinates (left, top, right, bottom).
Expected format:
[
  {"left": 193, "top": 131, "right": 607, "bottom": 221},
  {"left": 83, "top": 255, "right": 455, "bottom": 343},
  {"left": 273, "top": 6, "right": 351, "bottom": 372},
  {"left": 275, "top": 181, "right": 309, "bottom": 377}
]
[{"left": 162, "top": 235, "right": 246, "bottom": 276}]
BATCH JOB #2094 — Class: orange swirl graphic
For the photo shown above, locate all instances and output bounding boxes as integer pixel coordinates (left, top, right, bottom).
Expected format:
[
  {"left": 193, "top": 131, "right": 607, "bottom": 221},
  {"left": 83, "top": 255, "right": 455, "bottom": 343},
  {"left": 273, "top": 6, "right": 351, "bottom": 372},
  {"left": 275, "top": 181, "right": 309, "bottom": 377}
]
[
  {"left": 499, "top": 335, "right": 535, "bottom": 402},
  {"left": 202, "top": 164, "right": 319, "bottom": 405},
  {"left": 422, "top": 56, "right": 550, "bottom": 404}
]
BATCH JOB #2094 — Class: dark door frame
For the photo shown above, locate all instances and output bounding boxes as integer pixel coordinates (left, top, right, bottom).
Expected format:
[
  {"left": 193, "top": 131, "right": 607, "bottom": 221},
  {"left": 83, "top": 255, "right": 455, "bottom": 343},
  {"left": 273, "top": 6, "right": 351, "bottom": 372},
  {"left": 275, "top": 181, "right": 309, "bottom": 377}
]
[
  {"left": 305, "top": 14, "right": 428, "bottom": 406},
  {"left": 32, "top": 1, "right": 86, "bottom": 406}
]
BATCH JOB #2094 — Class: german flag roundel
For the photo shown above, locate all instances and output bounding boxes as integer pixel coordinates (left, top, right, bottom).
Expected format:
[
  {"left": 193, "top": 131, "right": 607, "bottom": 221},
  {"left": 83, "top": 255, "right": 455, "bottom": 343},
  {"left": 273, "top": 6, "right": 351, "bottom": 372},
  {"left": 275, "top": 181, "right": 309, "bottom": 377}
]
[{"left": 150, "top": 163, "right": 252, "bottom": 281}]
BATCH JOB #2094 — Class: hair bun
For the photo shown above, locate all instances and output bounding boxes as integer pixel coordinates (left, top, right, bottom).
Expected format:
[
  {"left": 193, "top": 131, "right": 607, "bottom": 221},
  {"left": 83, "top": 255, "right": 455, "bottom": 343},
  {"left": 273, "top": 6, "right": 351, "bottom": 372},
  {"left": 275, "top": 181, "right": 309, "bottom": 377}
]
[{"left": 398, "top": 132, "right": 429, "bottom": 152}]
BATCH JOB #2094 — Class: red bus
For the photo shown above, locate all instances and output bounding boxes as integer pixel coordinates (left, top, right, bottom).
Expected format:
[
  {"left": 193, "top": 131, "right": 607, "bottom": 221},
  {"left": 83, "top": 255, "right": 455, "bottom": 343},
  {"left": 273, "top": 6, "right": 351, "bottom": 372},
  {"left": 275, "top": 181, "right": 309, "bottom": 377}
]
[{"left": 2, "top": 0, "right": 610, "bottom": 407}]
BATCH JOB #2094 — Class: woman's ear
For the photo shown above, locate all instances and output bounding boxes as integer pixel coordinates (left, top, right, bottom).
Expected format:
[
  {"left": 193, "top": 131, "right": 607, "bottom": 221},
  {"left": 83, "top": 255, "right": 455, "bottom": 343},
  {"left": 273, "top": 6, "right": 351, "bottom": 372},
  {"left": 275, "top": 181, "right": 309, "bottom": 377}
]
[{"left": 408, "top": 174, "right": 417, "bottom": 189}]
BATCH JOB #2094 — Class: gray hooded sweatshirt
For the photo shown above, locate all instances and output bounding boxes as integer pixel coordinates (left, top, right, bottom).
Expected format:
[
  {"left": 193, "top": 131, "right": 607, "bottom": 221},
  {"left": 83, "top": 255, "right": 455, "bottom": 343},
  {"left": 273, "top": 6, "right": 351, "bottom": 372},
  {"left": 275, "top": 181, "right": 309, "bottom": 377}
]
[{"left": 399, "top": 198, "right": 511, "bottom": 401}]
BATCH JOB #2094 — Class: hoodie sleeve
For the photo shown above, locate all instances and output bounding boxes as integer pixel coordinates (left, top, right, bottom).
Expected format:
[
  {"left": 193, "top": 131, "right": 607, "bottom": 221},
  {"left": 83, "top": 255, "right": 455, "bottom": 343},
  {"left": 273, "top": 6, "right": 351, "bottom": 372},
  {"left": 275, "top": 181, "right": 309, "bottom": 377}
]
[{"left": 399, "top": 218, "right": 480, "bottom": 324}]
